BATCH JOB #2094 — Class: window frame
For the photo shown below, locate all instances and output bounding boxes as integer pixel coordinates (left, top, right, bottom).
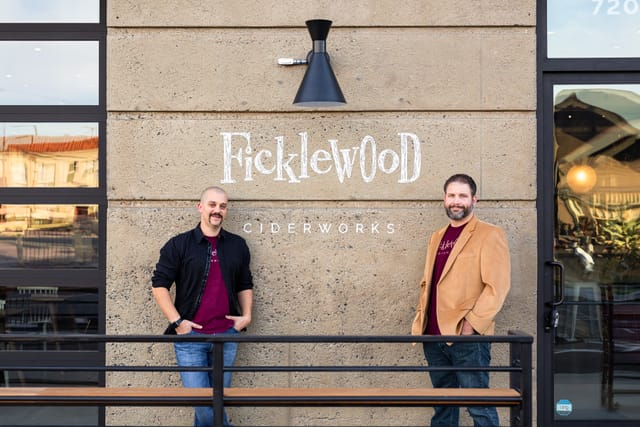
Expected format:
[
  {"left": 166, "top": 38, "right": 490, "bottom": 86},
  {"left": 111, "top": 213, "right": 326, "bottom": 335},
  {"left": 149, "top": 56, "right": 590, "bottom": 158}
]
[
  {"left": 542, "top": 0, "right": 640, "bottom": 67},
  {"left": 0, "top": 4, "right": 107, "bottom": 424},
  {"left": 537, "top": 1, "right": 640, "bottom": 427}
]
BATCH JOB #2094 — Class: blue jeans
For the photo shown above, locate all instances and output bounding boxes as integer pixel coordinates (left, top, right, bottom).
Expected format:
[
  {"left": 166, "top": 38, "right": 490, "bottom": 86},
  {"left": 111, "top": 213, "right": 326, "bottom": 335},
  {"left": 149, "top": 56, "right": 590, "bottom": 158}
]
[
  {"left": 174, "top": 328, "right": 239, "bottom": 427},
  {"left": 423, "top": 341, "right": 499, "bottom": 427}
]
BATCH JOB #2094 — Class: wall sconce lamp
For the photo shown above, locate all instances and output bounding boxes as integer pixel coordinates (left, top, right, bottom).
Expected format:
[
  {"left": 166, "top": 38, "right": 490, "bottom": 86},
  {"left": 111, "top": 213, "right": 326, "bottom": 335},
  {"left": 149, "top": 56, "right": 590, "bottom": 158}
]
[{"left": 278, "top": 19, "right": 346, "bottom": 107}]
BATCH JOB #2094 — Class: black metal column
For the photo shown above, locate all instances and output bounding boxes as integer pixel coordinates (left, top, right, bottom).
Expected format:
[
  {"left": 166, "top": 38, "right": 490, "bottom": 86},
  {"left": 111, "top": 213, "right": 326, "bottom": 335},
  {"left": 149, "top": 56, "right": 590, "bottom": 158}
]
[{"left": 212, "top": 341, "right": 225, "bottom": 427}]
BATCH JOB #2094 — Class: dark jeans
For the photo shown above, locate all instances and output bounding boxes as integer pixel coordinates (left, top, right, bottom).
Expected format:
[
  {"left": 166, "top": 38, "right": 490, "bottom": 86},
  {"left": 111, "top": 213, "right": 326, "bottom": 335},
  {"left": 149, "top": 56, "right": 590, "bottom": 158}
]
[
  {"left": 423, "top": 341, "right": 499, "bottom": 427},
  {"left": 174, "top": 328, "right": 239, "bottom": 427}
]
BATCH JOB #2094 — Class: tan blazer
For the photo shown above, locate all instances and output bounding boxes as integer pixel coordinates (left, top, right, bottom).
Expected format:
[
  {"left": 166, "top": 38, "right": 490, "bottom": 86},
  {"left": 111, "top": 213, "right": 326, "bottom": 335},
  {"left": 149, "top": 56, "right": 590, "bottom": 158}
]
[{"left": 411, "top": 215, "right": 511, "bottom": 337}]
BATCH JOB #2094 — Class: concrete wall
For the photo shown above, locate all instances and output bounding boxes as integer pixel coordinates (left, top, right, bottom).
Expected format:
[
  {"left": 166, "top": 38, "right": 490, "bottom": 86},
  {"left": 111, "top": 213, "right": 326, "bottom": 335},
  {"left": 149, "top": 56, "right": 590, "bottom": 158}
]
[{"left": 105, "top": 1, "right": 537, "bottom": 425}]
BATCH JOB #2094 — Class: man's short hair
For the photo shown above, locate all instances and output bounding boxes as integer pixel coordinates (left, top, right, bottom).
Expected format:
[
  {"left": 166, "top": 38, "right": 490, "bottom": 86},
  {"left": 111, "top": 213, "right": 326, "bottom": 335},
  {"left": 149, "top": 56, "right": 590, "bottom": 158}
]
[
  {"left": 444, "top": 174, "right": 477, "bottom": 197},
  {"left": 200, "top": 186, "right": 228, "bottom": 202}
]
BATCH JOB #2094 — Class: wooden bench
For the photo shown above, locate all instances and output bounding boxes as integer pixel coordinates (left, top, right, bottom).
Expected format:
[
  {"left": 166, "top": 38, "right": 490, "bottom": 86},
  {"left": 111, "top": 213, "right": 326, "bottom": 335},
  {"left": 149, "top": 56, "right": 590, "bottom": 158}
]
[
  {"left": 0, "top": 386, "right": 522, "bottom": 407},
  {"left": 0, "top": 386, "right": 527, "bottom": 427}
]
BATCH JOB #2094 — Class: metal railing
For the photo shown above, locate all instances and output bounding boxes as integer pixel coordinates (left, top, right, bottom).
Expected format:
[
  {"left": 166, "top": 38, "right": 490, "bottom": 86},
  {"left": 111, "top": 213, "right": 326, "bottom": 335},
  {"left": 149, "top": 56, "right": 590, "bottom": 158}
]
[{"left": 1, "top": 330, "right": 533, "bottom": 427}]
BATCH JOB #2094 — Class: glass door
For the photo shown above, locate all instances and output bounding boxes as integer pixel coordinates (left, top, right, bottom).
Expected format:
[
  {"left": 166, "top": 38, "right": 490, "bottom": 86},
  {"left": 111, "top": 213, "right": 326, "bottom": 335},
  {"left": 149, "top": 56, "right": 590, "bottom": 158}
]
[{"left": 543, "top": 82, "right": 640, "bottom": 425}]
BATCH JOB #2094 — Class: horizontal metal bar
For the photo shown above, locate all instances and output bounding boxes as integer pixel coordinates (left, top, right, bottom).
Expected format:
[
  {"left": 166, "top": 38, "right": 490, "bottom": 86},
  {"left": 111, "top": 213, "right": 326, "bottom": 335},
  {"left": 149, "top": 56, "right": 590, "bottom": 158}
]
[
  {"left": 0, "top": 333, "right": 533, "bottom": 344},
  {"left": 0, "top": 364, "right": 521, "bottom": 373},
  {"left": 610, "top": 389, "right": 640, "bottom": 394},
  {"left": 229, "top": 365, "right": 521, "bottom": 373}
]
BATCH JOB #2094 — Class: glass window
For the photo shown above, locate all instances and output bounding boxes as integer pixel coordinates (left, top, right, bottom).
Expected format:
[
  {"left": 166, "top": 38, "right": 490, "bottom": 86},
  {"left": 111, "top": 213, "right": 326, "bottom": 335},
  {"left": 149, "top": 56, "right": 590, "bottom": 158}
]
[
  {"left": 0, "top": 285, "right": 100, "bottom": 423},
  {"left": 0, "top": 0, "right": 99, "bottom": 23},
  {"left": 553, "top": 84, "right": 640, "bottom": 421},
  {"left": 547, "top": 0, "right": 640, "bottom": 58},
  {"left": 0, "top": 407, "right": 99, "bottom": 426},
  {"left": 1, "top": 123, "right": 99, "bottom": 188},
  {"left": 0, "top": 204, "right": 98, "bottom": 268},
  {"left": 1, "top": 285, "right": 99, "bottom": 341},
  {"left": 0, "top": 41, "right": 99, "bottom": 105},
  {"left": 0, "top": 2, "right": 104, "bottom": 425}
]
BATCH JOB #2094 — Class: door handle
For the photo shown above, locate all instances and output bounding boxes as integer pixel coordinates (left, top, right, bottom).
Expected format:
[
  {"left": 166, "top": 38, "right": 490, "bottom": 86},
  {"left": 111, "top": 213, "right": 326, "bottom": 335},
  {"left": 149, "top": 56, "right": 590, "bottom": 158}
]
[
  {"left": 547, "top": 260, "right": 565, "bottom": 307},
  {"left": 544, "top": 261, "right": 565, "bottom": 331}
]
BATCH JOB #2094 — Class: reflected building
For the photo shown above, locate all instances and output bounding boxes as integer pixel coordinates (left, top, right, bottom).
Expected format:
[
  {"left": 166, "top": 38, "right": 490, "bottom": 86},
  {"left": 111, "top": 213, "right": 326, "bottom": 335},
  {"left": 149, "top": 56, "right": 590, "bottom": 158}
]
[
  {"left": 0, "top": 127, "right": 99, "bottom": 268},
  {"left": 553, "top": 87, "right": 640, "bottom": 414}
]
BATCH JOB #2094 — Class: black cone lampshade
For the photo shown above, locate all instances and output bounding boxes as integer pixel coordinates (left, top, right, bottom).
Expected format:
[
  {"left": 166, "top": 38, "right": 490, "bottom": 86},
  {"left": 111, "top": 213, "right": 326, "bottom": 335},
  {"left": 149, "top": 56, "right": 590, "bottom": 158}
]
[{"left": 293, "top": 19, "right": 346, "bottom": 107}]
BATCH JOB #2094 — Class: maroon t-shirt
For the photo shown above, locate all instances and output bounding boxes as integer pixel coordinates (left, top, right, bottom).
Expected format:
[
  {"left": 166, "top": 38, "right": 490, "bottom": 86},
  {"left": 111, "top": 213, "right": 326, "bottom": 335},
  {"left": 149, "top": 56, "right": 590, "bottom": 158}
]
[
  {"left": 425, "top": 223, "right": 467, "bottom": 335},
  {"left": 192, "top": 236, "right": 234, "bottom": 333}
]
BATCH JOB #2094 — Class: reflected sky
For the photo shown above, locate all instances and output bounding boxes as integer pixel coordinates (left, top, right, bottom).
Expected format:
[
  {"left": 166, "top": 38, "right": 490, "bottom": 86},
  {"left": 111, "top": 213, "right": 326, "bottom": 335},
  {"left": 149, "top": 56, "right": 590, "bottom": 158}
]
[
  {"left": 0, "top": 41, "right": 99, "bottom": 105},
  {"left": 554, "top": 84, "right": 640, "bottom": 126},
  {"left": 0, "top": 0, "right": 99, "bottom": 23},
  {"left": 1, "top": 123, "right": 98, "bottom": 138},
  {"left": 554, "top": 84, "right": 640, "bottom": 98},
  {"left": 548, "top": 0, "right": 640, "bottom": 58}
]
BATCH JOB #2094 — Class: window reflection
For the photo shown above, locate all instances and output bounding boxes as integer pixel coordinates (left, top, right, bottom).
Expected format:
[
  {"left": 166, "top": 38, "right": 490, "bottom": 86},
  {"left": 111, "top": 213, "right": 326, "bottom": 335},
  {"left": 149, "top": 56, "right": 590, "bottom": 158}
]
[
  {"left": 548, "top": 0, "right": 640, "bottom": 58},
  {"left": 1, "top": 286, "right": 98, "bottom": 339},
  {"left": 0, "top": 285, "right": 99, "bottom": 402},
  {"left": 554, "top": 85, "right": 640, "bottom": 420},
  {"left": 555, "top": 85, "right": 640, "bottom": 283},
  {"left": 0, "top": 204, "right": 98, "bottom": 268},
  {"left": 0, "top": 41, "right": 99, "bottom": 105},
  {"left": 0, "top": 0, "right": 99, "bottom": 23},
  {"left": 1, "top": 123, "right": 99, "bottom": 188}
]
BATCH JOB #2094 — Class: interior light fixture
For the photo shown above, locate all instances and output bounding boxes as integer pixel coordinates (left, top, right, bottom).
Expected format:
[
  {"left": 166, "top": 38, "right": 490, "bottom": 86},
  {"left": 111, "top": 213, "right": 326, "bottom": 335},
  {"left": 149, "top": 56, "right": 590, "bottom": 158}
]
[
  {"left": 566, "top": 164, "right": 597, "bottom": 194},
  {"left": 278, "top": 19, "right": 346, "bottom": 107}
]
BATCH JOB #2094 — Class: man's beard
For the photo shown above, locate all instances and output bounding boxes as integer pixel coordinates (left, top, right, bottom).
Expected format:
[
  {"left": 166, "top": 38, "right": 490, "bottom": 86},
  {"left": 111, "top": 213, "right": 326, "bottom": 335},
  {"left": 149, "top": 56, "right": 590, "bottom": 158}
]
[{"left": 445, "top": 204, "right": 472, "bottom": 220}]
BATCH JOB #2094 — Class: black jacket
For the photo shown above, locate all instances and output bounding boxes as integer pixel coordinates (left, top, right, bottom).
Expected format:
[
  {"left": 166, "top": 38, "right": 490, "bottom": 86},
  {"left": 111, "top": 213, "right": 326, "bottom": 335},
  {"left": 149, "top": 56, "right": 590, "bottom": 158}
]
[{"left": 152, "top": 225, "right": 253, "bottom": 334}]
